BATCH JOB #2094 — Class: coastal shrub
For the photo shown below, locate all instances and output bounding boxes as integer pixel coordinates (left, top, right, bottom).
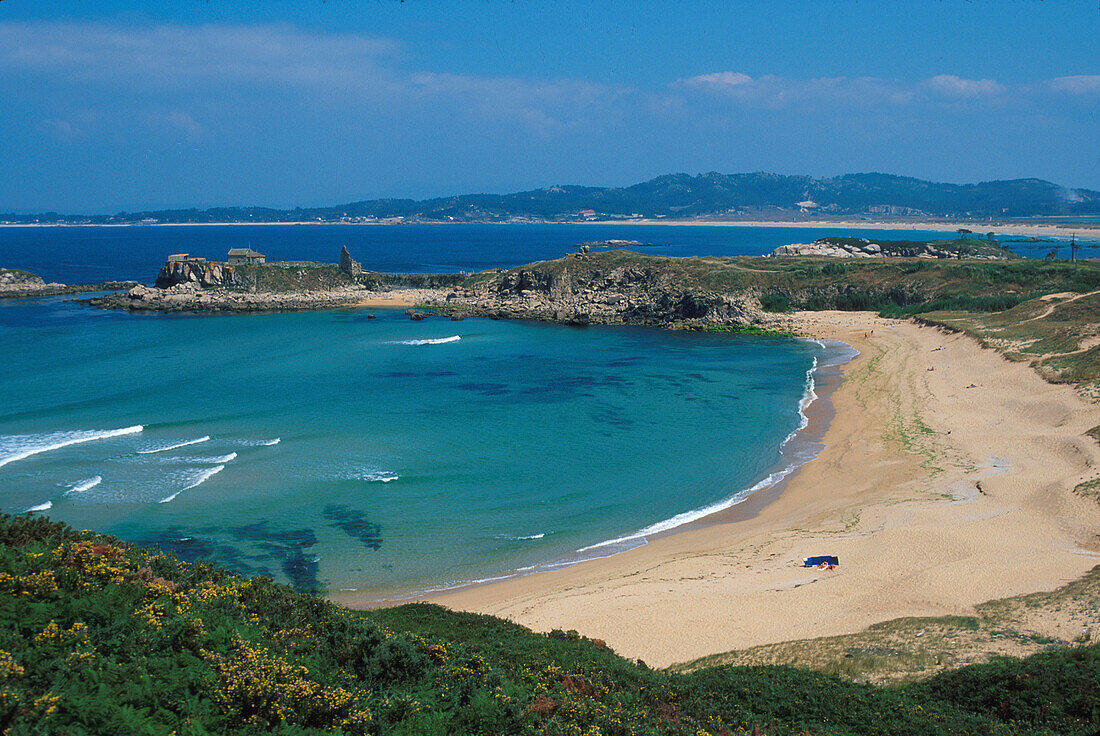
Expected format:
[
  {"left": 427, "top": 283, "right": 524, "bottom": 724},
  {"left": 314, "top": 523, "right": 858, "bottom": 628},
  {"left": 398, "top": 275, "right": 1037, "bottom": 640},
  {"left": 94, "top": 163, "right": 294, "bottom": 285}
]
[
  {"left": 821, "top": 262, "right": 854, "bottom": 276},
  {"left": 760, "top": 292, "right": 793, "bottom": 312},
  {"left": 3, "top": 512, "right": 1099, "bottom": 735},
  {"left": 879, "top": 292, "right": 1040, "bottom": 318}
]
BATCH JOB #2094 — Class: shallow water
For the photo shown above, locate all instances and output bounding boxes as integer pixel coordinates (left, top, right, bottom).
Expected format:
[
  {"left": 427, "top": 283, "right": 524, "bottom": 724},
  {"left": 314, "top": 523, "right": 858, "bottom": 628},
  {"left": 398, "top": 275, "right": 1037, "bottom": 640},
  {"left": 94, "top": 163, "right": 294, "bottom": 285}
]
[{"left": 0, "top": 295, "right": 828, "bottom": 595}]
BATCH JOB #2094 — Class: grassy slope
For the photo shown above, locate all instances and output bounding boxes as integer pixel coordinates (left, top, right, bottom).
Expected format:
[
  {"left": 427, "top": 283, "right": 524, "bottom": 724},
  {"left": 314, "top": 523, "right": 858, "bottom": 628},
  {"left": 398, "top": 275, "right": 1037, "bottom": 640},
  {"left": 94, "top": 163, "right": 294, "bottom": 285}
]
[
  {"left": 676, "top": 566, "right": 1100, "bottom": 685},
  {"left": 3, "top": 514, "right": 1100, "bottom": 736}
]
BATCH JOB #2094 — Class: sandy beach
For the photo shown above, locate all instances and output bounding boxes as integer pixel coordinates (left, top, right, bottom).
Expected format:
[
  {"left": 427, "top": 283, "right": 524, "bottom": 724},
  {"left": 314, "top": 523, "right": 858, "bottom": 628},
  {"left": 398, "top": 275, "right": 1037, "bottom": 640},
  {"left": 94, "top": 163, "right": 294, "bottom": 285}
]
[{"left": 410, "top": 312, "right": 1100, "bottom": 667}]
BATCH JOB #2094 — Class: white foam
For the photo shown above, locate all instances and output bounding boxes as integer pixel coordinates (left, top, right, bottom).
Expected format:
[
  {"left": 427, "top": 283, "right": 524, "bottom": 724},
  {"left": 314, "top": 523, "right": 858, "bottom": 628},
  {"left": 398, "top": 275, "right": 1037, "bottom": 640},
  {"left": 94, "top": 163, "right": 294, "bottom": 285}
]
[
  {"left": 158, "top": 464, "right": 225, "bottom": 503},
  {"left": 65, "top": 476, "right": 102, "bottom": 494},
  {"left": 25, "top": 501, "right": 52, "bottom": 513},
  {"left": 197, "top": 452, "right": 236, "bottom": 464},
  {"left": 0, "top": 425, "right": 144, "bottom": 469},
  {"left": 503, "top": 533, "right": 546, "bottom": 541},
  {"left": 353, "top": 470, "right": 399, "bottom": 483},
  {"left": 391, "top": 335, "right": 461, "bottom": 346},
  {"left": 780, "top": 356, "right": 818, "bottom": 447},
  {"left": 576, "top": 465, "right": 796, "bottom": 554},
  {"left": 260, "top": 438, "right": 280, "bottom": 446},
  {"left": 137, "top": 436, "right": 210, "bottom": 454}
]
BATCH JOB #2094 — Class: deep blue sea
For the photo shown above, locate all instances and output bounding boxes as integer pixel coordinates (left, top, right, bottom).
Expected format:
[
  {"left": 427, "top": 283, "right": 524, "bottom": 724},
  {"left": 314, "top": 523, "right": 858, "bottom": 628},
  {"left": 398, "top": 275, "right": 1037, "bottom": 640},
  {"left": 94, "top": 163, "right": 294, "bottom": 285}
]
[
  {"left": 0, "top": 222, "right": 1023, "bottom": 285},
  {"left": 0, "top": 223, "right": 935, "bottom": 596}
]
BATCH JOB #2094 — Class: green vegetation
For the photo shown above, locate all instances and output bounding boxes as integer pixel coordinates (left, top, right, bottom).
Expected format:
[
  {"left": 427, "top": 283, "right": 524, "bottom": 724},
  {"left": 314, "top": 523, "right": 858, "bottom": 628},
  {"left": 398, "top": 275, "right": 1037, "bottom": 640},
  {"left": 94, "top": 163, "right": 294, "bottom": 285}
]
[{"left": 4, "top": 513, "right": 1100, "bottom": 735}]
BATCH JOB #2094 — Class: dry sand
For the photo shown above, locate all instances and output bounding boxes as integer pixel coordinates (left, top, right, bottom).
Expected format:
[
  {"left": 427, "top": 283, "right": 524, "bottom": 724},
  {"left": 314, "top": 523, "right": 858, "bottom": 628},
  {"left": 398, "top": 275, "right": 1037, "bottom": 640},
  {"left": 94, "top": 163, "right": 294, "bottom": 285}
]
[{"left": 415, "top": 312, "right": 1100, "bottom": 667}]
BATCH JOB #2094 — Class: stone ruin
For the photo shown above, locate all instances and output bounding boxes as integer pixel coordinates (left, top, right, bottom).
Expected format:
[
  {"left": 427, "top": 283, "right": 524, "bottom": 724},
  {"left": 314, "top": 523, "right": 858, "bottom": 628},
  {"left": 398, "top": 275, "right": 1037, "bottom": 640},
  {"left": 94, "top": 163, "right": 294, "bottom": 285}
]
[{"left": 340, "top": 245, "right": 362, "bottom": 277}]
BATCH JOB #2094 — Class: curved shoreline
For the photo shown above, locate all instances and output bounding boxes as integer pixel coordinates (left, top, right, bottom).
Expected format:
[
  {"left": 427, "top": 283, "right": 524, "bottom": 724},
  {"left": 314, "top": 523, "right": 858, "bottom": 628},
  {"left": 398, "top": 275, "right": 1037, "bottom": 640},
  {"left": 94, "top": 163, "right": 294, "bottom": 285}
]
[
  {"left": 334, "top": 337, "right": 856, "bottom": 606},
  {"left": 390, "top": 311, "right": 1100, "bottom": 668}
]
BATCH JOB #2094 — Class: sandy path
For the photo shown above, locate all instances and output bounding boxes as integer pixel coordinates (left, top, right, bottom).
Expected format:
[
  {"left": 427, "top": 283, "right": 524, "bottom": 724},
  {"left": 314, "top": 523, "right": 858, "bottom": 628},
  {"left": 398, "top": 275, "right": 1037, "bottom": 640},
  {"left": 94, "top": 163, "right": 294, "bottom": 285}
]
[{"left": 408, "top": 312, "right": 1100, "bottom": 667}]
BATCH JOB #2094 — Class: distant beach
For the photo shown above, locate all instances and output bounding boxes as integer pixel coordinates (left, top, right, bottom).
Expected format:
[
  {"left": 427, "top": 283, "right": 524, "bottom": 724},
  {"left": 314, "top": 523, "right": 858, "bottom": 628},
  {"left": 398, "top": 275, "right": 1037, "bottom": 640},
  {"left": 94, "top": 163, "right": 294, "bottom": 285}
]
[{"left": 3, "top": 218, "right": 1095, "bottom": 240}]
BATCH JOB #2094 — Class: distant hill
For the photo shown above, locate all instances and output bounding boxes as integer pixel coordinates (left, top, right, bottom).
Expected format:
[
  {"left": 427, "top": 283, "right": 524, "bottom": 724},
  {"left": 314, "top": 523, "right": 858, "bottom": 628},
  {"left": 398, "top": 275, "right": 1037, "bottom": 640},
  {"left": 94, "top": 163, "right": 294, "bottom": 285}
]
[{"left": 5, "top": 172, "right": 1100, "bottom": 224}]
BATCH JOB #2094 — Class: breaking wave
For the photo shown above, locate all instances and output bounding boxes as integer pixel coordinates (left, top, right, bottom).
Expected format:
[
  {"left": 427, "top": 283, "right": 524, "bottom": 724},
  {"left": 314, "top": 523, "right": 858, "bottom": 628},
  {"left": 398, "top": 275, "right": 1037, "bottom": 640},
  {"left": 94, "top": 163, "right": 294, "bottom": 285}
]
[
  {"left": 25, "top": 501, "right": 53, "bottom": 513},
  {"left": 65, "top": 476, "right": 102, "bottom": 494},
  {"left": 137, "top": 436, "right": 210, "bottom": 454},
  {"left": 355, "top": 471, "right": 399, "bottom": 483},
  {"left": 0, "top": 425, "right": 144, "bottom": 469},
  {"left": 391, "top": 336, "right": 461, "bottom": 346},
  {"left": 158, "top": 464, "right": 225, "bottom": 504},
  {"left": 575, "top": 466, "right": 797, "bottom": 555}
]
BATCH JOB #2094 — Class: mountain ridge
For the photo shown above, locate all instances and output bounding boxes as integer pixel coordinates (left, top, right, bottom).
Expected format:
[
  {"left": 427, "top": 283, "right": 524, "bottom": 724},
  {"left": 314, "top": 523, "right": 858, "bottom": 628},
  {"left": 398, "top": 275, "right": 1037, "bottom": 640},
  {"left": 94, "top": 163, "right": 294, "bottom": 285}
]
[{"left": 4, "top": 172, "right": 1100, "bottom": 224}]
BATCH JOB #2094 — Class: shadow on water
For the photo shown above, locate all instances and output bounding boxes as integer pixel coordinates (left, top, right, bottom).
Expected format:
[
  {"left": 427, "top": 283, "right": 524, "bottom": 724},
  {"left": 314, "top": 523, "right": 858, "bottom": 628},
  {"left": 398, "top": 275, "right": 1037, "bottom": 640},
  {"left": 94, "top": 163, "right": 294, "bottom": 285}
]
[
  {"left": 231, "top": 522, "right": 322, "bottom": 592},
  {"left": 323, "top": 504, "right": 383, "bottom": 551},
  {"left": 134, "top": 527, "right": 274, "bottom": 580},
  {"left": 134, "top": 522, "right": 327, "bottom": 593}
]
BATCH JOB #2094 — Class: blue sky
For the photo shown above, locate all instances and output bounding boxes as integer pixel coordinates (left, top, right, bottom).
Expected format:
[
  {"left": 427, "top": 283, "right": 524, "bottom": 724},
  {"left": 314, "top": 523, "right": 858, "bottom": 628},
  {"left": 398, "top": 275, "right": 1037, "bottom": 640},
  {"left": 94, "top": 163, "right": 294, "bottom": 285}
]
[{"left": 3, "top": 1, "right": 1098, "bottom": 213}]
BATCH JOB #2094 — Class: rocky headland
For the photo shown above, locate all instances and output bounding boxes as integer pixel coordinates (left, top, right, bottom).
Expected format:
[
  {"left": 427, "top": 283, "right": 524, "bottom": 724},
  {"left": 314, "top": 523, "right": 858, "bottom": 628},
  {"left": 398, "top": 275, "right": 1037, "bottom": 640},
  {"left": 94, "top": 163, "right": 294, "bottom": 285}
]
[
  {"left": 424, "top": 256, "right": 763, "bottom": 327},
  {"left": 0, "top": 267, "right": 138, "bottom": 299}
]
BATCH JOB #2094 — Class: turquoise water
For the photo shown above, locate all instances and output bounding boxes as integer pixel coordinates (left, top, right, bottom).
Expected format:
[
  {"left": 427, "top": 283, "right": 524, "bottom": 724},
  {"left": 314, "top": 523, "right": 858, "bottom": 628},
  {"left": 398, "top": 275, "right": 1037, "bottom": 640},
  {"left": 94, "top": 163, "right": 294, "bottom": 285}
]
[{"left": 0, "top": 295, "right": 827, "bottom": 596}]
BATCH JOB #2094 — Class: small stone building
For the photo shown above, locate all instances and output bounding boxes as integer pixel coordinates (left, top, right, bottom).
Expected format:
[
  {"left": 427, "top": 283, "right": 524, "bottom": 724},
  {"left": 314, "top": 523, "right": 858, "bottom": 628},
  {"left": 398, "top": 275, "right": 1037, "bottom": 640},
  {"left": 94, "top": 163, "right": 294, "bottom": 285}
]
[{"left": 227, "top": 247, "right": 265, "bottom": 265}]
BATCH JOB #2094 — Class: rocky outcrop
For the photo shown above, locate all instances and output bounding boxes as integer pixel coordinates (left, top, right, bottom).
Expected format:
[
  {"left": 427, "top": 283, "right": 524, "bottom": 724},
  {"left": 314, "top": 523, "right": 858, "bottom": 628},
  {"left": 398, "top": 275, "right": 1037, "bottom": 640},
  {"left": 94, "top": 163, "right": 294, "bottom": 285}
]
[
  {"left": 0, "top": 268, "right": 46, "bottom": 290},
  {"left": 772, "top": 241, "right": 883, "bottom": 258},
  {"left": 155, "top": 261, "right": 235, "bottom": 289},
  {"left": 770, "top": 237, "right": 1016, "bottom": 260},
  {"left": 429, "top": 260, "right": 763, "bottom": 328},
  {"left": 339, "top": 246, "right": 362, "bottom": 277}
]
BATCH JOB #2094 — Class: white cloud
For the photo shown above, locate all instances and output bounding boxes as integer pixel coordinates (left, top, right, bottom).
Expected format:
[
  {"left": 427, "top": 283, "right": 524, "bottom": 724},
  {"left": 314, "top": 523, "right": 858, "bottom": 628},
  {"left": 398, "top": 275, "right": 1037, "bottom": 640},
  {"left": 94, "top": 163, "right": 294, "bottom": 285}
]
[
  {"left": 679, "top": 71, "right": 753, "bottom": 88},
  {"left": 0, "top": 21, "right": 625, "bottom": 136},
  {"left": 38, "top": 118, "right": 83, "bottom": 142},
  {"left": 673, "top": 71, "right": 1025, "bottom": 108},
  {"left": 148, "top": 111, "right": 203, "bottom": 138},
  {"left": 673, "top": 71, "right": 912, "bottom": 109},
  {"left": 0, "top": 22, "right": 398, "bottom": 89},
  {"left": 1049, "top": 75, "right": 1100, "bottom": 94},
  {"left": 924, "top": 75, "right": 1004, "bottom": 98}
]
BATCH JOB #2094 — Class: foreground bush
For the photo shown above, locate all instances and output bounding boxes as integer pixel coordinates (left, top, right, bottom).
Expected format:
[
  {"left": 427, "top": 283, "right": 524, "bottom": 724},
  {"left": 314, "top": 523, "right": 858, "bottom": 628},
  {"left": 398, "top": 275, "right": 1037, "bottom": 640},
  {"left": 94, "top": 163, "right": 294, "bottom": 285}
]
[{"left": 1, "top": 513, "right": 1097, "bottom": 735}]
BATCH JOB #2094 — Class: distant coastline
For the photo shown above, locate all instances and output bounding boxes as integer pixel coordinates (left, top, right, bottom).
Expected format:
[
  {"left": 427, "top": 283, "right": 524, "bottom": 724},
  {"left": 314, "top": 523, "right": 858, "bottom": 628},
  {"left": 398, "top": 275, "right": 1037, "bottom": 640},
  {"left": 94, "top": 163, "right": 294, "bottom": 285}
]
[{"left": 1, "top": 219, "right": 1095, "bottom": 239}]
